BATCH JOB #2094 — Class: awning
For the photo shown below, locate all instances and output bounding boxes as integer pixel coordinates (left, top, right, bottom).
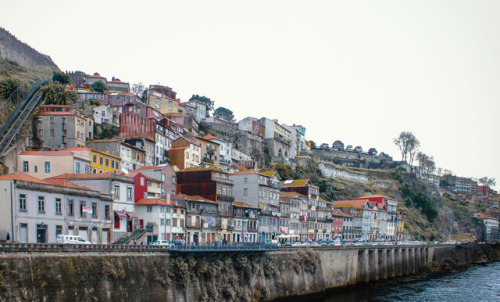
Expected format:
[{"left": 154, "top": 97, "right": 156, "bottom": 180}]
[
  {"left": 114, "top": 210, "right": 127, "bottom": 218},
  {"left": 126, "top": 211, "right": 138, "bottom": 219}
]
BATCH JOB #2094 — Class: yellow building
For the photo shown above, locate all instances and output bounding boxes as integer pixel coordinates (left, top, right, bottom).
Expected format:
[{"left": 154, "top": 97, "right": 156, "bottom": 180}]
[
  {"left": 147, "top": 92, "right": 180, "bottom": 114},
  {"left": 90, "top": 149, "right": 121, "bottom": 173},
  {"left": 396, "top": 218, "right": 405, "bottom": 241}
]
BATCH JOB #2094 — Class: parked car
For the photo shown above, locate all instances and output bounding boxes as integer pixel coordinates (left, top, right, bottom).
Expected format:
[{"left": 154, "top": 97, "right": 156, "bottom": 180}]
[
  {"left": 152, "top": 240, "right": 172, "bottom": 247},
  {"left": 57, "top": 235, "right": 90, "bottom": 244}
]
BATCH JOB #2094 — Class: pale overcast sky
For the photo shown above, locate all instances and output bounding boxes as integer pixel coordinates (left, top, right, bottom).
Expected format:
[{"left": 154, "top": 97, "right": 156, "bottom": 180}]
[{"left": 1, "top": 0, "right": 499, "bottom": 189}]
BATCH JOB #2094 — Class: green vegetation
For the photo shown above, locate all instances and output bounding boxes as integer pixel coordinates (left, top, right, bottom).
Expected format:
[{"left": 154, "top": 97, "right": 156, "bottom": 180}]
[
  {"left": 213, "top": 106, "right": 234, "bottom": 121},
  {"left": 91, "top": 81, "right": 107, "bottom": 93},
  {"left": 40, "top": 83, "right": 77, "bottom": 105}
]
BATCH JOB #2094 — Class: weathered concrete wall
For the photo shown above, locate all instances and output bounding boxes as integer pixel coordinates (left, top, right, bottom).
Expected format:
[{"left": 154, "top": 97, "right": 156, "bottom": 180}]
[
  {"left": 0, "top": 27, "right": 59, "bottom": 70},
  {"left": 0, "top": 244, "right": 498, "bottom": 301}
]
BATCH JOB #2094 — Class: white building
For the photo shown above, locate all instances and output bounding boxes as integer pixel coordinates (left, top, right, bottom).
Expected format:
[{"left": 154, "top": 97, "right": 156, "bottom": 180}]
[{"left": 318, "top": 162, "right": 369, "bottom": 183}]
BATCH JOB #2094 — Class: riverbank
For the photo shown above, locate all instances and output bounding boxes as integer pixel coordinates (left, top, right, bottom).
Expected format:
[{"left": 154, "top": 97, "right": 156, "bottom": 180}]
[{"left": 0, "top": 244, "right": 498, "bottom": 301}]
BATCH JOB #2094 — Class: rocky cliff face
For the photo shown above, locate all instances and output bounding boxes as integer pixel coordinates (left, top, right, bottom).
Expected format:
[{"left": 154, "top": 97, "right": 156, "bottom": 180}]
[{"left": 0, "top": 27, "right": 58, "bottom": 70}]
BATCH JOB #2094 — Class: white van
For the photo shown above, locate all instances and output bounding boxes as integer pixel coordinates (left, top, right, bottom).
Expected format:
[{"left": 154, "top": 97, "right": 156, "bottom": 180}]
[{"left": 57, "top": 235, "right": 91, "bottom": 244}]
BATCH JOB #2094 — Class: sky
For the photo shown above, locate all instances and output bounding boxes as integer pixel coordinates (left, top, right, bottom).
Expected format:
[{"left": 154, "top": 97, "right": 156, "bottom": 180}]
[{"left": 1, "top": 0, "right": 499, "bottom": 189}]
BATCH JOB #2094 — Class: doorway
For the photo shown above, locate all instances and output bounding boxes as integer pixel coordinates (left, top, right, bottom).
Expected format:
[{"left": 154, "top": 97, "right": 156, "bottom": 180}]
[{"left": 36, "top": 224, "right": 47, "bottom": 243}]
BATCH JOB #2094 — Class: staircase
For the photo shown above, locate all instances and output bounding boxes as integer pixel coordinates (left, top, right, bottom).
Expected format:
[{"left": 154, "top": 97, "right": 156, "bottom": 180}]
[
  {"left": 0, "top": 79, "right": 49, "bottom": 156},
  {"left": 115, "top": 229, "right": 147, "bottom": 245}
]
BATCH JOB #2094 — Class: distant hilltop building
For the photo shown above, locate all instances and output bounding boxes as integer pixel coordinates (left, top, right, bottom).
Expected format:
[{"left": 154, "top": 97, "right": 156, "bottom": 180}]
[{"left": 0, "top": 27, "right": 58, "bottom": 70}]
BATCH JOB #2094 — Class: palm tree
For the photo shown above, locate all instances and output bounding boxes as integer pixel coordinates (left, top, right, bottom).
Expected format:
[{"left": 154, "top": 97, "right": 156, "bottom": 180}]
[{"left": 40, "top": 83, "right": 77, "bottom": 105}]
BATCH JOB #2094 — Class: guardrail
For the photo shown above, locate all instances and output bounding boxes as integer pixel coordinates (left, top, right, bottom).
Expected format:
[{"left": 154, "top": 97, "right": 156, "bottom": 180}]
[
  {"left": 0, "top": 243, "right": 170, "bottom": 254},
  {"left": 169, "top": 243, "right": 278, "bottom": 252}
]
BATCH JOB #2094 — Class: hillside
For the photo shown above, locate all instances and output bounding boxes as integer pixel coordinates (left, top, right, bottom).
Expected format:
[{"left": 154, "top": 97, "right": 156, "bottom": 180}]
[{"left": 274, "top": 158, "right": 482, "bottom": 241}]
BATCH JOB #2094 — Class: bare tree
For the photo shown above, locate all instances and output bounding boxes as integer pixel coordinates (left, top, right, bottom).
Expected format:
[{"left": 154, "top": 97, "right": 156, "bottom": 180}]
[
  {"left": 131, "top": 82, "right": 146, "bottom": 98},
  {"left": 417, "top": 152, "right": 436, "bottom": 176},
  {"left": 393, "top": 131, "right": 420, "bottom": 165}
]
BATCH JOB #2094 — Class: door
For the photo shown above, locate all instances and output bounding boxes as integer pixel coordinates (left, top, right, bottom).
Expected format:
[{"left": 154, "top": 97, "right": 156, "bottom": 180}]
[
  {"left": 36, "top": 224, "right": 47, "bottom": 243},
  {"left": 102, "top": 230, "right": 109, "bottom": 244},
  {"left": 79, "top": 228, "right": 88, "bottom": 241},
  {"left": 92, "top": 229, "right": 98, "bottom": 244},
  {"left": 140, "top": 219, "right": 144, "bottom": 229},
  {"left": 20, "top": 224, "right": 28, "bottom": 243}
]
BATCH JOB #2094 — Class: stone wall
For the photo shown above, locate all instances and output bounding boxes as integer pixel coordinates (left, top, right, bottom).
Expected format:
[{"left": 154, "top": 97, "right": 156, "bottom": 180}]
[
  {"left": 0, "top": 244, "right": 498, "bottom": 301},
  {"left": 0, "top": 27, "right": 59, "bottom": 70}
]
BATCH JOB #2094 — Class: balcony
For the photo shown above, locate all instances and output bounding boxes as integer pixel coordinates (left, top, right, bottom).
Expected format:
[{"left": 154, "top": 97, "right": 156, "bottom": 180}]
[
  {"left": 186, "top": 221, "right": 201, "bottom": 228},
  {"left": 248, "top": 226, "right": 258, "bottom": 232},
  {"left": 202, "top": 157, "right": 214, "bottom": 164},
  {"left": 217, "top": 194, "right": 234, "bottom": 202}
]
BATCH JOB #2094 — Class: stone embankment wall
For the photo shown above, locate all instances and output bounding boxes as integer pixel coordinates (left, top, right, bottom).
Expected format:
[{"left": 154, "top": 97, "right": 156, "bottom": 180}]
[
  {"left": 0, "top": 244, "right": 498, "bottom": 301},
  {"left": 0, "top": 27, "right": 59, "bottom": 70}
]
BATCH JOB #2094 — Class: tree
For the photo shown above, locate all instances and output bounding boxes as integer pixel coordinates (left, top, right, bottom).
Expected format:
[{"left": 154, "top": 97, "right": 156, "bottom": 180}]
[
  {"left": 0, "top": 78, "right": 25, "bottom": 103},
  {"left": 478, "top": 177, "right": 496, "bottom": 188},
  {"left": 332, "top": 140, "right": 344, "bottom": 151},
  {"left": 189, "top": 94, "right": 214, "bottom": 115},
  {"left": 309, "top": 140, "right": 317, "bottom": 149},
  {"left": 393, "top": 131, "right": 420, "bottom": 165},
  {"left": 368, "top": 148, "right": 377, "bottom": 156},
  {"left": 52, "top": 71, "right": 70, "bottom": 85},
  {"left": 91, "top": 81, "right": 107, "bottom": 93},
  {"left": 417, "top": 152, "right": 436, "bottom": 175},
  {"left": 40, "top": 83, "right": 77, "bottom": 105},
  {"left": 131, "top": 82, "right": 145, "bottom": 97},
  {"left": 213, "top": 106, "right": 234, "bottom": 121}
]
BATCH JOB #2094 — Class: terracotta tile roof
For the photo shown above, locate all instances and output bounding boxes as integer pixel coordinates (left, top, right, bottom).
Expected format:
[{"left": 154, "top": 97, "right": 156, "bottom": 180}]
[
  {"left": 280, "top": 199, "right": 290, "bottom": 204},
  {"left": 0, "top": 173, "right": 95, "bottom": 191},
  {"left": 170, "top": 194, "right": 217, "bottom": 204},
  {"left": 280, "top": 191, "right": 308, "bottom": 199},
  {"left": 43, "top": 179, "right": 93, "bottom": 191},
  {"left": 49, "top": 172, "right": 132, "bottom": 180},
  {"left": 136, "top": 198, "right": 176, "bottom": 206},
  {"left": 281, "top": 179, "right": 313, "bottom": 188},
  {"left": 333, "top": 199, "right": 370, "bottom": 208},
  {"left": 232, "top": 201, "right": 259, "bottom": 209},
  {"left": 230, "top": 163, "right": 249, "bottom": 171},
  {"left": 0, "top": 173, "right": 48, "bottom": 184},
  {"left": 19, "top": 151, "right": 74, "bottom": 156},
  {"left": 355, "top": 194, "right": 394, "bottom": 200},
  {"left": 202, "top": 134, "right": 218, "bottom": 141},
  {"left": 169, "top": 146, "right": 188, "bottom": 151},
  {"left": 332, "top": 212, "right": 353, "bottom": 218}
]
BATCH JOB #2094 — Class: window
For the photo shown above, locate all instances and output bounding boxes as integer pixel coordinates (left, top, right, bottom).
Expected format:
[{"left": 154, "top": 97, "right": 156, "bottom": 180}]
[
  {"left": 92, "top": 202, "right": 98, "bottom": 218},
  {"left": 92, "top": 155, "right": 97, "bottom": 163},
  {"left": 99, "top": 157, "right": 103, "bottom": 165},
  {"left": 111, "top": 161, "right": 114, "bottom": 169},
  {"left": 172, "top": 219, "right": 177, "bottom": 227},
  {"left": 44, "top": 162, "right": 50, "bottom": 173},
  {"left": 161, "top": 189, "right": 165, "bottom": 196},
  {"left": 244, "top": 188, "right": 248, "bottom": 197},
  {"left": 56, "top": 225, "right": 63, "bottom": 237},
  {"left": 80, "top": 201, "right": 86, "bottom": 217},
  {"left": 161, "top": 174, "right": 166, "bottom": 181},
  {"left": 75, "top": 162, "right": 80, "bottom": 173},
  {"left": 160, "top": 218, "right": 165, "bottom": 226},
  {"left": 38, "top": 196, "right": 45, "bottom": 213},
  {"left": 186, "top": 153, "right": 189, "bottom": 159},
  {"left": 55, "top": 198, "right": 62, "bottom": 215},
  {"left": 50, "top": 129, "right": 54, "bottom": 136},
  {"left": 244, "top": 178, "right": 248, "bottom": 184},
  {"left": 23, "top": 161, "right": 29, "bottom": 172},
  {"left": 105, "top": 205, "right": 110, "bottom": 220},
  {"left": 19, "top": 194, "right": 27, "bottom": 212},
  {"left": 127, "top": 187, "right": 132, "bottom": 201},
  {"left": 113, "top": 185, "right": 120, "bottom": 198},
  {"left": 38, "top": 129, "right": 43, "bottom": 136},
  {"left": 34, "top": 166, "right": 37, "bottom": 173},
  {"left": 147, "top": 205, "right": 153, "bottom": 212},
  {"left": 171, "top": 176, "right": 176, "bottom": 184},
  {"left": 140, "top": 177, "right": 145, "bottom": 186},
  {"left": 85, "top": 165, "right": 90, "bottom": 174},
  {"left": 166, "top": 219, "right": 171, "bottom": 226},
  {"left": 68, "top": 200, "right": 74, "bottom": 216},
  {"left": 105, "top": 159, "right": 109, "bottom": 167}
]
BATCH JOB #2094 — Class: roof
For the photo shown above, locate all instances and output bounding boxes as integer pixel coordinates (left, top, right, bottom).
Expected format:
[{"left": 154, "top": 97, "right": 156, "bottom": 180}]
[
  {"left": 280, "top": 191, "right": 308, "bottom": 199},
  {"left": 88, "top": 139, "right": 120, "bottom": 143},
  {"left": 0, "top": 173, "right": 94, "bottom": 191},
  {"left": 173, "top": 137, "right": 201, "bottom": 147},
  {"left": 280, "top": 199, "right": 290, "bottom": 204},
  {"left": 202, "top": 134, "right": 219, "bottom": 141},
  {"left": 333, "top": 199, "right": 370, "bottom": 209},
  {"left": 281, "top": 179, "right": 313, "bottom": 188},
  {"left": 49, "top": 172, "right": 132, "bottom": 180},
  {"left": 180, "top": 166, "right": 227, "bottom": 174},
  {"left": 259, "top": 171, "right": 277, "bottom": 177},
  {"left": 355, "top": 194, "right": 394, "bottom": 201},
  {"left": 232, "top": 201, "right": 259, "bottom": 209},
  {"left": 19, "top": 151, "right": 74, "bottom": 156},
  {"left": 136, "top": 198, "right": 176, "bottom": 206},
  {"left": 169, "top": 146, "right": 188, "bottom": 151},
  {"left": 170, "top": 194, "right": 217, "bottom": 204},
  {"left": 230, "top": 163, "right": 249, "bottom": 171}
]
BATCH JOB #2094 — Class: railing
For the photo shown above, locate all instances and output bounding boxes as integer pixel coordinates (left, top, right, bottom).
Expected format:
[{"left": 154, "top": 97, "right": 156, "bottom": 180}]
[{"left": 169, "top": 242, "right": 278, "bottom": 252}]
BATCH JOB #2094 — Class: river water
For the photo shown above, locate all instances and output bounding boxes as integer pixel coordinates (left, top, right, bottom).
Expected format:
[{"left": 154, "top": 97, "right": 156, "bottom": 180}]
[{"left": 282, "top": 261, "right": 500, "bottom": 302}]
